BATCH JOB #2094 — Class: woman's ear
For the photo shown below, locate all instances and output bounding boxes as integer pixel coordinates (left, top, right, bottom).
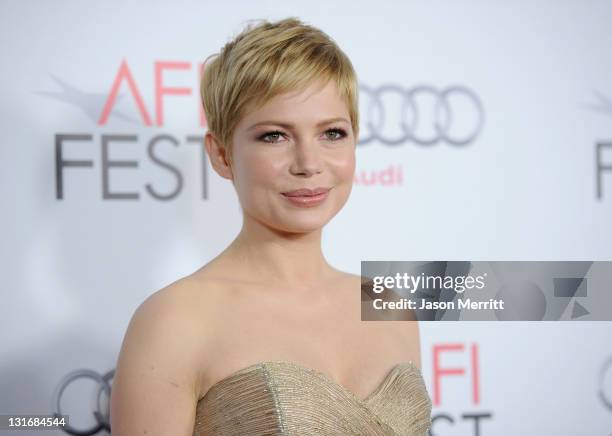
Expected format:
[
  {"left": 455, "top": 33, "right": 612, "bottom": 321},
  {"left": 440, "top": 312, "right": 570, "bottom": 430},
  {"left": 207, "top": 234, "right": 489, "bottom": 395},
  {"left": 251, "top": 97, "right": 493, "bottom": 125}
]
[{"left": 204, "top": 132, "right": 233, "bottom": 180}]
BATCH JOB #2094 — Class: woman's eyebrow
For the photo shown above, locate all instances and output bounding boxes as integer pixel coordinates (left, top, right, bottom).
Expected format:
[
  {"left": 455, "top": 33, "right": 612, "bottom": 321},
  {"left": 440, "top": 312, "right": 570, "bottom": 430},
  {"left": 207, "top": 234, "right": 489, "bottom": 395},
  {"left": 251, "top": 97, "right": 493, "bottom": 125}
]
[{"left": 247, "top": 117, "right": 349, "bottom": 131}]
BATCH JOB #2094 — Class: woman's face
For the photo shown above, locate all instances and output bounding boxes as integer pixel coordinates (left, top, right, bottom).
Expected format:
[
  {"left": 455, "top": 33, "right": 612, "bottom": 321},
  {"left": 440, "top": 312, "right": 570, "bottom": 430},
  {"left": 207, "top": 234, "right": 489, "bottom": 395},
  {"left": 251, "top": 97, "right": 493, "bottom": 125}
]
[{"left": 226, "top": 79, "right": 356, "bottom": 233}]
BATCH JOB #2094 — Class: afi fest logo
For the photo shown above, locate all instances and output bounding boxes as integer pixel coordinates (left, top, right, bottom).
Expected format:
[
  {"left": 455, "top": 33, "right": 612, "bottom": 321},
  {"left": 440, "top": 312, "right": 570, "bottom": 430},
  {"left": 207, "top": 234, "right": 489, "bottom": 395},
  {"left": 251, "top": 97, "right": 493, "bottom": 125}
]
[
  {"left": 54, "top": 60, "right": 209, "bottom": 201},
  {"left": 50, "top": 59, "right": 484, "bottom": 200},
  {"left": 431, "top": 343, "right": 494, "bottom": 435}
]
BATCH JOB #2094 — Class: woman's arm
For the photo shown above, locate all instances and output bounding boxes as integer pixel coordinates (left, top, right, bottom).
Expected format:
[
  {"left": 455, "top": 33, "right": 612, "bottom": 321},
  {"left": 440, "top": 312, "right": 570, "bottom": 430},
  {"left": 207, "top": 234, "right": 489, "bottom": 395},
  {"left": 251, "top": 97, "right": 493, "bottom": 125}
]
[{"left": 110, "top": 287, "right": 204, "bottom": 436}]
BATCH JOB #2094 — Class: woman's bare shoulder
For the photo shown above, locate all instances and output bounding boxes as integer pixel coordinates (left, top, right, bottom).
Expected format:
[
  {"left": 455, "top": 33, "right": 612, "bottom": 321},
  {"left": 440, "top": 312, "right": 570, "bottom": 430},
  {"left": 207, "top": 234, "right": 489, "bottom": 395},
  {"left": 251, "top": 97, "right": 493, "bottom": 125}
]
[
  {"left": 110, "top": 273, "right": 229, "bottom": 434},
  {"left": 125, "top": 272, "right": 238, "bottom": 370},
  {"left": 333, "top": 270, "right": 423, "bottom": 368},
  {"left": 121, "top": 272, "right": 227, "bottom": 357},
  {"left": 145, "top": 271, "right": 227, "bottom": 309},
  {"left": 137, "top": 271, "right": 235, "bottom": 340}
]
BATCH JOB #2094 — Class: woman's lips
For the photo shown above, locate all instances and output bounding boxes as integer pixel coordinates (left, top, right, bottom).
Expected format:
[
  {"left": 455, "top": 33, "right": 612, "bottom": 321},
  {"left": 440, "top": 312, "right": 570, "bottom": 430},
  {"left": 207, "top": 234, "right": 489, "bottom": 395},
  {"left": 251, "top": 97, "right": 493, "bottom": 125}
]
[{"left": 281, "top": 187, "right": 331, "bottom": 207}]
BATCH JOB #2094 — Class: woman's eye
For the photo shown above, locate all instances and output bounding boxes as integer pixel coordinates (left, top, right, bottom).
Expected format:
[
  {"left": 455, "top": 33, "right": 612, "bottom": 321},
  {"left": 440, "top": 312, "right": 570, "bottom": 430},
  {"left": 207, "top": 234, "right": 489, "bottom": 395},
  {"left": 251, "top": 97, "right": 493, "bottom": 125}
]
[
  {"left": 325, "top": 128, "right": 347, "bottom": 141},
  {"left": 258, "top": 131, "right": 285, "bottom": 143}
]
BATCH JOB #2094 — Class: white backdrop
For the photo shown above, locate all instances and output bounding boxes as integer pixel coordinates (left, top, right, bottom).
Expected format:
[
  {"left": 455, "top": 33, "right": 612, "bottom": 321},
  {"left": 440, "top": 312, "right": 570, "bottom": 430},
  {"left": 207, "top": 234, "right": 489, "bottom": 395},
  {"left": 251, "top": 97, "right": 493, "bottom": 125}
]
[{"left": 1, "top": 1, "right": 611, "bottom": 434}]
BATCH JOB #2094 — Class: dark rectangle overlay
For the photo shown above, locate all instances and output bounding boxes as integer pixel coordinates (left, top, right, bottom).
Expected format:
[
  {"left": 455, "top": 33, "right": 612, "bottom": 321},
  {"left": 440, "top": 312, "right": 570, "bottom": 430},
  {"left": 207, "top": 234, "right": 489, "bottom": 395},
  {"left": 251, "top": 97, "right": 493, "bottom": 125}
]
[{"left": 360, "top": 261, "right": 610, "bottom": 321}]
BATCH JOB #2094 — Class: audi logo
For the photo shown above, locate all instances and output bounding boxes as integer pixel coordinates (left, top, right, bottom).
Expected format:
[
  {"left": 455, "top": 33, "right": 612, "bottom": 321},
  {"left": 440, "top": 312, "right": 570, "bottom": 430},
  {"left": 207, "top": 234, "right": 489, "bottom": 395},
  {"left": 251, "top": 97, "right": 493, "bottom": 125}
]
[
  {"left": 52, "top": 368, "right": 114, "bottom": 435},
  {"left": 600, "top": 356, "right": 612, "bottom": 412},
  {"left": 357, "top": 84, "right": 484, "bottom": 146}
]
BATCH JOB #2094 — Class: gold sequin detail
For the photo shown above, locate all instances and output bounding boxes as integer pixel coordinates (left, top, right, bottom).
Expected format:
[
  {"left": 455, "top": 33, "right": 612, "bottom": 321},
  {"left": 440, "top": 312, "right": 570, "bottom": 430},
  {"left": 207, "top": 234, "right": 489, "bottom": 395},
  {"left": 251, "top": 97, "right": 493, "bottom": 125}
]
[{"left": 193, "top": 360, "right": 432, "bottom": 435}]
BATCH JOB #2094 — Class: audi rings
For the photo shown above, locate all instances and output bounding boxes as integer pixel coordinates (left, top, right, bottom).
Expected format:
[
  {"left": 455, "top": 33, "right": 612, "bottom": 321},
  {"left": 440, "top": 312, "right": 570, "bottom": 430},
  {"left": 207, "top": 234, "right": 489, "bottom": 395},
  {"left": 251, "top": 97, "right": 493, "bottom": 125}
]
[
  {"left": 599, "top": 356, "right": 612, "bottom": 412},
  {"left": 358, "top": 84, "right": 484, "bottom": 146},
  {"left": 52, "top": 368, "right": 115, "bottom": 435}
]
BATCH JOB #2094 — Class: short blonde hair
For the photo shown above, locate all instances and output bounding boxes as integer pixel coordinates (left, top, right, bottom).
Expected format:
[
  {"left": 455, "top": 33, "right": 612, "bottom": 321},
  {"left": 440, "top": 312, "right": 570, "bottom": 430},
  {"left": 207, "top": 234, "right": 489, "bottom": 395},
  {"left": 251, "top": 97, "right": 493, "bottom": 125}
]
[{"left": 200, "top": 17, "right": 360, "bottom": 164}]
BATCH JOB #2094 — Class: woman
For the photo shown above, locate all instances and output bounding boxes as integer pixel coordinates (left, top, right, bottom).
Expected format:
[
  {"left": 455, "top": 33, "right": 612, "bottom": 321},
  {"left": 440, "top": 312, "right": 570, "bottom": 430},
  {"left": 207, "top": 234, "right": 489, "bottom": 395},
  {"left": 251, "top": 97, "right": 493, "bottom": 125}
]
[{"left": 110, "top": 17, "right": 432, "bottom": 435}]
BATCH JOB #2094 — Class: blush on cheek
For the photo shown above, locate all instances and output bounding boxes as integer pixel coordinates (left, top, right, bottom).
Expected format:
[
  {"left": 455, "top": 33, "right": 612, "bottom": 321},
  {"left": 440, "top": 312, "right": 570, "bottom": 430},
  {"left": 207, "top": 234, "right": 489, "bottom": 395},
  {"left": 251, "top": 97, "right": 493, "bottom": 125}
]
[
  {"left": 335, "top": 153, "right": 356, "bottom": 180},
  {"left": 236, "top": 150, "right": 278, "bottom": 181}
]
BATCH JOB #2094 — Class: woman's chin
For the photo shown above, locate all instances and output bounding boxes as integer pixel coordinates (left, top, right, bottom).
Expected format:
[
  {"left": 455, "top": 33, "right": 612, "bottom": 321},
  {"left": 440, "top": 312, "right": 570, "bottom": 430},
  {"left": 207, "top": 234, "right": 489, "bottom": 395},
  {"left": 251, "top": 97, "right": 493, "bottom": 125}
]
[
  {"left": 270, "top": 215, "right": 334, "bottom": 234},
  {"left": 277, "top": 221, "right": 328, "bottom": 234}
]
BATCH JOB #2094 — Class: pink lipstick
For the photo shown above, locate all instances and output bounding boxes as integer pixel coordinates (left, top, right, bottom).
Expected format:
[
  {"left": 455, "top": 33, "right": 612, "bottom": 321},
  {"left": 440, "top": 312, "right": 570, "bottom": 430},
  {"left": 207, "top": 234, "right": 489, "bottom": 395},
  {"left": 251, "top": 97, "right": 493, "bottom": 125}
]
[{"left": 281, "top": 187, "right": 331, "bottom": 207}]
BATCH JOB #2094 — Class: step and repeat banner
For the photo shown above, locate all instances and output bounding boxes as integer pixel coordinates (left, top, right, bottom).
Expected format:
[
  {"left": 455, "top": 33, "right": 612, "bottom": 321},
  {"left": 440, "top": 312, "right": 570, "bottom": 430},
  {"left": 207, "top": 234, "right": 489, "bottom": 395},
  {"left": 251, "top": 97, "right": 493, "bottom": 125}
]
[{"left": 1, "top": 1, "right": 611, "bottom": 435}]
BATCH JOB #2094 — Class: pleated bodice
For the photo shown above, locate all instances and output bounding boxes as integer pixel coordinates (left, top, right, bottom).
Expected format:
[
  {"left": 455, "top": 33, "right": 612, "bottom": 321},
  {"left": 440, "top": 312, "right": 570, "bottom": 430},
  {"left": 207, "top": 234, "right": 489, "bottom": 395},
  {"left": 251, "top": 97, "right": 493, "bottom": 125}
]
[{"left": 193, "top": 360, "right": 432, "bottom": 435}]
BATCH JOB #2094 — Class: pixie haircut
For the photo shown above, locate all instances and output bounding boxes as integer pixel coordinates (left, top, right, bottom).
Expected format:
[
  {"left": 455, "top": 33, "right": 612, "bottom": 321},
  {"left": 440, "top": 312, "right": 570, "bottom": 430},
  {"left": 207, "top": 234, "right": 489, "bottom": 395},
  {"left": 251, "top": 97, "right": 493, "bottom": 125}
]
[{"left": 200, "top": 17, "right": 360, "bottom": 164}]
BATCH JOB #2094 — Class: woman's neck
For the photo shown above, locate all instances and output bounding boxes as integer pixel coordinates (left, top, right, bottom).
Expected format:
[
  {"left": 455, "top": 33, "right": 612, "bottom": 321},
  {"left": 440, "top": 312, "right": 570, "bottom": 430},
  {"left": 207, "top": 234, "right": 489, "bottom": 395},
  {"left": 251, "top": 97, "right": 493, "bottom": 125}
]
[{"left": 222, "top": 217, "right": 334, "bottom": 288}]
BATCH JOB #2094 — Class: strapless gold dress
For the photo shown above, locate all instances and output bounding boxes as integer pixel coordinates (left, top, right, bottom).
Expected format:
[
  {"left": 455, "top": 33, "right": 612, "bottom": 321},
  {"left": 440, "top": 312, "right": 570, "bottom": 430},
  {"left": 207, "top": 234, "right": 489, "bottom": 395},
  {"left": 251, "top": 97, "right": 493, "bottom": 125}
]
[{"left": 193, "top": 360, "right": 432, "bottom": 435}]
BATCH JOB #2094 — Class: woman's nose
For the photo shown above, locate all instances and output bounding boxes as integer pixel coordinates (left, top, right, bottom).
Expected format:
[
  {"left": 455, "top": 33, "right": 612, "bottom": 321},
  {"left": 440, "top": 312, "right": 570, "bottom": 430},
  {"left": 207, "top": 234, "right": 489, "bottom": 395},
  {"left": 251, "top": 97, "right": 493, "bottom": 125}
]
[{"left": 289, "top": 142, "right": 323, "bottom": 177}]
